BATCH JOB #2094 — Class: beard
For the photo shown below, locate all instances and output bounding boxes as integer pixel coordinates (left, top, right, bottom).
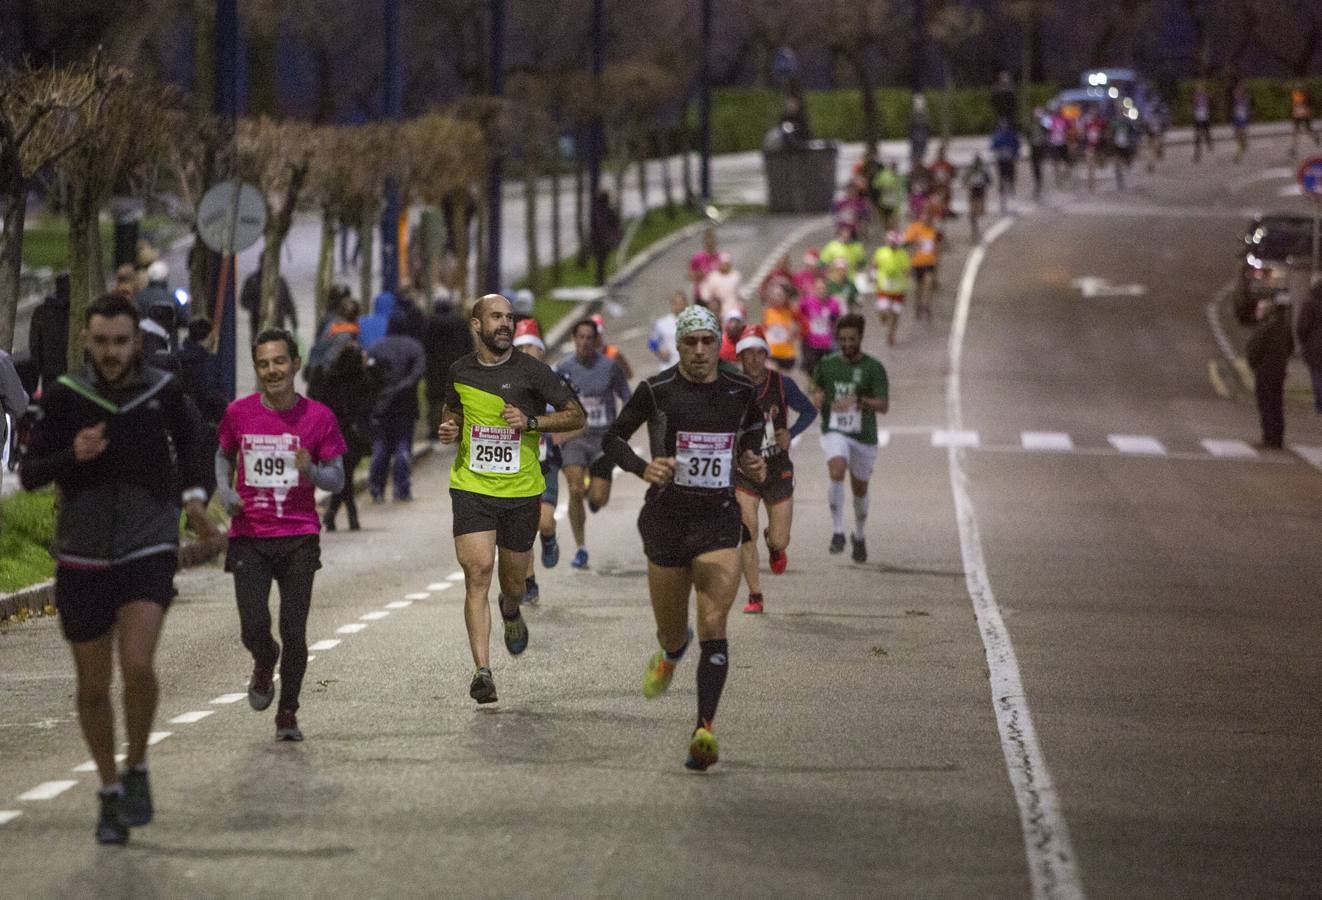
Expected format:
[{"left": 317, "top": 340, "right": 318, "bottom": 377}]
[
  {"left": 479, "top": 324, "right": 512, "bottom": 353},
  {"left": 91, "top": 349, "right": 140, "bottom": 385}
]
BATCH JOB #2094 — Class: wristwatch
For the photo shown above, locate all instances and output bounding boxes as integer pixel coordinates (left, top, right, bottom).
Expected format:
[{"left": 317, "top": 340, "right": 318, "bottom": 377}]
[{"left": 526, "top": 415, "right": 539, "bottom": 432}]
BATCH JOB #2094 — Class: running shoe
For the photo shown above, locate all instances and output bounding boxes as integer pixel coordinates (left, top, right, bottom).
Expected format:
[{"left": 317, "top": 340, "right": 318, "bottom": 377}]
[
  {"left": 684, "top": 724, "right": 719, "bottom": 771},
  {"left": 96, "top": 790, "right": 128, "bottom": 845},
  {"left": 829, "top": 532, "right": 846, "bottom": 554},
  {"left": 587, "top": 499, "right": 602, "bottom": 514},
  {"left": 119, "top": 768, "right": 152, "bottom": 827},
  {"left": 470, "top": 666, "right": 498, "bottom": 704},
  {"left": 248, "top": 660, "right": 275, "bottom": 711},
  {"left": 523, "top": 576, "right": 540, "bottom": 605},
  {"left": 743, "top": 595, "right": 764, "bottom": 615},
  {"left": 541, "top": 533, "right": 560, "bottom": 568},
  {"left": 275, "top": 708, "right": 303, "bottom": 742},
  {"left": 765, "top": 529, "right": 787, "bottom": 574},
  {"left": 503, "top": 609, "right": 529, "bottom": 656},
  {"left": 571, "top": 548, "right": 589, "bottom": 569},
  {"left": 642, "top": 651, "right": 677, "bottom": 699},
  {"left": 851, "top": 535, "right": 867, "bottom": 564}
]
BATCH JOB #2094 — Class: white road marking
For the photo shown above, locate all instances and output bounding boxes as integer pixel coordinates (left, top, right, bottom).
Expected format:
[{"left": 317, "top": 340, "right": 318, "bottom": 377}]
[
  {"left": 932, "top": 429, "right": 981, "bottom": 448},
  {"left": 1277, "top": 183, "right": 1303, "bottom": 197},
  {"left": 309, "top": 639, "right": 341, "bottom": 651},
  {"left": 336, "top": 623, "right": 368, "bottom": 634},
  {"left": 18, "top": 781, "right": 79, "bottom": 801},
  {"left": 615, "top": 325, "right": 645, "bottom": 341},
  {"left": 1021, "top": 431, "right": 1075, "bottom": 451},
  {"left": 0, "top": 811, "right": 21, "bottom": 826},
  {"left": 1071, "top": 276, "right": 1147, "bottom": 298},
  {"left": 875, "top": 429, "right": 891, "bottom": 448},
  {"left": 168, "top": 710, "right": 214, "bottom": 725},
  {"left": 404, "top": 592, "right": 430, "bottom": 600},
  {"left": 1292, "top": 444, "right": 1322, "bottom": 471},
  {"left": 209, "top": 693, "right": 248, "bottom": 705},
  {"left": 1228, "top": 166, "right": 1294, "bottom": 191},
  {"left": 147, "top": 732, "right": 172, "bottom": 745},
  {"left": 306, "top": 655, "right": 316, "bottom": 662},
  {"left": 445, "top": 571, "right": 465, "bottom": 581},
  {"left": 948, "top": 214, "right": 1084, "bottom": 900},
  {"left": 1108, "top": 434, "right": 1166, "bottom": 455},
  {"left": 73, "top": 754, "right": 125, "bottom": 773},
  {"left": 1061, "top": 202, "right": 1260, "bottom": 220},
  {"left": 1201, "top": 439, "right": 1257, "bottom": 459},
  {"left": 385, "top": 600, "right": 414, "bottom": 609},
  {"left": 360, "top": 611, "right": 390, "bottom": 620},
  {"left": 426, "top": 582, "right": 451, "bottom": 591},
  {"left": 554, "top": 502, "right": 568, "bottom": 522}
]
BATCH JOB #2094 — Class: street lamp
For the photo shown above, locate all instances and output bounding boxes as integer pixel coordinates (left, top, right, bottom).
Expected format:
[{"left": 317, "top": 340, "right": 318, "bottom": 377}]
[
  {"left": 699, "top": 0, "right": 711, "bottom": 202},
  {"left": 486, "top": 0, "right": 505, "bottom": 294},
  {"left": 214, "top": 0, "right": 238, "bottom": 398},
  {"left": 381, "top": 0, "right": 403, "bottom": 296}
]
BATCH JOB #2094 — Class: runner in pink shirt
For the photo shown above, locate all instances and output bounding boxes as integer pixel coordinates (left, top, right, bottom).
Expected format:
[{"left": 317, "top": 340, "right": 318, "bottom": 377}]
[
  {"left": 797, "top": 276, "right": 842, "bottom": 375},
  {"left": 688, "top": 228, "right": 720, "bottom": 302},
  {"left": 216, "top": 328, "right": 347, "bottom": 742}
]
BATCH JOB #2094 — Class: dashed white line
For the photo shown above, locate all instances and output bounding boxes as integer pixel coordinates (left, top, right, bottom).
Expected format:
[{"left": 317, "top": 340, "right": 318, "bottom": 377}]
[
  {"left": 875, "top": 429, "right": 892, "bottom": 448},
  {"left": 385, "top": 600, "right": 414, "bottom": 610},
  {"left": 932, "top": 429, "right": 981, "bottom": 448},
  {"left": 426, "top": 582, "right": 449, "bottom": 591},
  {"left": 210, "top": 693, "right": 248, "bottom": 705},
  {"left": 445, "top": 571, "right": 465, "bottom": 582},
  {"left": 336, "top": 623, "right": 368, "bottom": 634},
  {"left": 73, "top": 754, "right": 124, "bottom": 773},
  {"left": 1108, "top": 434, "right": 1166, "bottom": 455},
  {"left": 1292, "top": 444, "right": 1322, "bottom": 471},
  {"left": 1201, "top": 439, "right": 1256, "bottom": 459},
  {"left": 18, "top": 781, "right": 79, "bottom": 801},
  {"left": 360, "top": 611, "right": 390, "bottom": 621},
  {"left": 1022, "top": 431, "right": 1075, "bottom": 451},
  {"left": 147, "top": 732, "right": 172, "bottom": 746},
  {"left": 0, "top": 811, "right": 21, "bottom": 826},
  {"left": 404, "top": 592, "right": 430, "bottom": 600},
  {"left": 168, "top": 710, "right": 215, "bottom": 725},
  {"left": 309, "top": 639, "right": 341, "bottom": 651}
]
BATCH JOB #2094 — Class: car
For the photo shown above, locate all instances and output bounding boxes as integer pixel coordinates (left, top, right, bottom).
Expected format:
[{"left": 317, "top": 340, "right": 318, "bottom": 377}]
[{"left": 1235, "top": 213, "right": 1314, "bottom": 323}]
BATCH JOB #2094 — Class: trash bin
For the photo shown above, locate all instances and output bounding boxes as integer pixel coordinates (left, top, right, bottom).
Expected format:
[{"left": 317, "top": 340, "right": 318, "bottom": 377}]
[{"left": 762, "top": 126, "right": 838, "bottom": 214}]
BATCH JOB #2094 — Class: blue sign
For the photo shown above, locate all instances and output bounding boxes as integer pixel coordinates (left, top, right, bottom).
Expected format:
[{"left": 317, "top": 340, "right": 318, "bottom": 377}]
[{"left": 1299, "top": 157, "right": 1322, "bottom": 198}]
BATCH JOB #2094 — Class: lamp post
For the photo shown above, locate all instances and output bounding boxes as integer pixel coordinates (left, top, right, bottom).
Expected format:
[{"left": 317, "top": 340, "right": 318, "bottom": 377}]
[
  {"left": 699, "top": 0, "right": 712, "bottom": 202},
  {"left": 214, "top": 0, "right": 238, "bottom": 398},
  {"left": 485, "top": 0, "right": 505, "bottom": 294},
  {"left": 380, "top": 0, "right": 403, "bottom": 296}
]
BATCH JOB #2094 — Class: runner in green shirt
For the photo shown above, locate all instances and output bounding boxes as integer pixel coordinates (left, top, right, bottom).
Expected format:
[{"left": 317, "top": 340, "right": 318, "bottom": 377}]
[{"left": 810, "top": 313, "right": 889, "bottom": 563}]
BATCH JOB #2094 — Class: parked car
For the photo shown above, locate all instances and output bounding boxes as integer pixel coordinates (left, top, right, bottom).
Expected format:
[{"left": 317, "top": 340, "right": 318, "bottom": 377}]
[{"left": 1236, "top": 213, "right": 1314, "bottom": 323}]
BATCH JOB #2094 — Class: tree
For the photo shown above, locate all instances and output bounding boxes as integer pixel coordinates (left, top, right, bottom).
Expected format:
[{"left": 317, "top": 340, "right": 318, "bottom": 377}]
[
  {"left": 0, "top": 57, "right": 107, "bottom": 353},
  {"left": 1249, "top": 0, "right": 1322, "bottom": 78},
  {"left": 928, "top": 3, "right": 985, "bottom": 143}
]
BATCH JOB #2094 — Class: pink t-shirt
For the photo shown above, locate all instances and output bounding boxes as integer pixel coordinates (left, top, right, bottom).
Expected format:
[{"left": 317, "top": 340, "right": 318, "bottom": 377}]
[
  {"left": 218, "top": 393, "right": 348, "bottom": 539},
  {"left": 689, "top": 250, "right": 719, "bottom": 281},
  {"left": 798, "top": 293, "right": 841, "bottom": 349}
]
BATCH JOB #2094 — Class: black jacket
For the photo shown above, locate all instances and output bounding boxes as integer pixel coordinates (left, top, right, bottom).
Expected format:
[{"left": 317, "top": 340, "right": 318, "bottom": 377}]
[
  {"left": 1246, "top": 308, "right": 1294, "bottom": 374},
  {"left": 422, "top": 306, "right": 473, "bottom": 383},
  {"left": 1297, "top": 295, "right": 1322, "bottom": 370},
  {"left": 27, "top": 291, "right": 70, "bottom": 389},
  {"left": 20, "top": 364, "right": 209, "bottom": 566}
]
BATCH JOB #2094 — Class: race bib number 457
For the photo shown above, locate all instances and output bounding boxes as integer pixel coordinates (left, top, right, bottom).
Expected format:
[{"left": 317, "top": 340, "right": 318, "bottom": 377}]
[
  {"left": 469, "top": 424, "right": 521, "bottom": 474},
  {"left": 243, "top": 434, "right": 300, "bottom": 489},
  {"left": 675, "top": 431, "right": 734, "bottom": 489}
]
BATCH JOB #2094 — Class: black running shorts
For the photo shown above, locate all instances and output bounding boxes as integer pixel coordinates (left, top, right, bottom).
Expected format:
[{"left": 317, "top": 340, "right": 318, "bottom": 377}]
[
  {"left": 450, "top": 488, "right": 540, "bottom": 552},
  {"left": 55, "top": 551, "right": 177, "bottom": 643},
  {"left": 638, "top": 494, "right": 742, "bottom": 568},
  {"left": 735, "top": 456, "right": 794, "bottom": 506}
]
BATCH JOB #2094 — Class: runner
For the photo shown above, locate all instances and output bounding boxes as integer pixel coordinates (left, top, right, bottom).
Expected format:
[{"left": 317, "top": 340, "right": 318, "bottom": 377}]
[
  {"left": 438, "top": 295, "right": 586, "bottom": 703},
  {"left": 215, "top": 328, "right": 348, "bottom": 743},
  {"left": 962, "top": 154, "right": 992, "bottom": 241},
  {"left": 903, "top": 206, "right": 941, "bottom": 323},
  {"left": 811, "top": 313, "right": 889, "bottom": 564},
  {"left": 1231, "top": 81, "right": 1251, "bottom": 164},
  {"left": 20, "top": 292, "right": 218, "bottom": 844},
  {"left": 601, "top": 305, "right": 766, "bottom": 771},
  {"left": 733, "top": 325, "right": 817, "bottom": 614},
  {"left": 512, "top": 317, "right": 568, "bottom": 604},
  {"left": 872, "top": 230, "right": 911, "bottom": 346},
  {"left": 1290, "top": 81, "right": 1320, "bottom": 158},
  {"left": 555, "top": 317, "right": 631, "bottom": 570},
  {"left": 688, "top": 228, "right": 721, "bottom": 302},
  {"left": 819, "top": 224, "right": 866, "bottom": 279}
]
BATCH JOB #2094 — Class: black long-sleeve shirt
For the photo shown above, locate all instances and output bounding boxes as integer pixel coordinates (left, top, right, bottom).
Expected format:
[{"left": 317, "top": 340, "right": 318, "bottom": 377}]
[{"left": 603, "top": 365, "right": 763, "bottom": 503}]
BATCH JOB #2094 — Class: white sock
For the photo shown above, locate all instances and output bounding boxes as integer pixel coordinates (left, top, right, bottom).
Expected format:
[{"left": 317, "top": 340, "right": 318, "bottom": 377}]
[
  {"left": 828, "top": 480, "right": 845, "bottom": 534},
  {"left": 853, "top": 494, "right": 869, "bottom": 539}
]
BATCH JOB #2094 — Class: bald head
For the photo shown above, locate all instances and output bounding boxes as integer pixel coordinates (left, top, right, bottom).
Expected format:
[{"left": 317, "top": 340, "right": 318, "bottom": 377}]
[
  {"left": 472, "top": 293, "right": 512, "bottom": 322},
  {"left": 471, "top": 293, "right": 515, "bottom": 356}
]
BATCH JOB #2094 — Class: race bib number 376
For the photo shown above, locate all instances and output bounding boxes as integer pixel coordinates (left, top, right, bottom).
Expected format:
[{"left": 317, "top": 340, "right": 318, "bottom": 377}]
[
  {"left": 469, "top": 424, "right": 521, "bottom": 474},
  {"left": 675, "top": 431, "right": 734, "bottom": 489},
  {"left": 243, "top": 434, "right": 300, "bottom": 489}
]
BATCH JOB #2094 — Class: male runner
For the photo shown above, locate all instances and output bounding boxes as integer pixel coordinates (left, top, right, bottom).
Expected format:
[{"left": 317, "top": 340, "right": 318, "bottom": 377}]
[
  {"left": 733, "top": 326, "right": 817, "bottom": 614},
  {"left": 872, "top": 230, "right": 910, "bottom": 346},
  {"left": 20, "top": 293, "right": 217, "bottom": 844},
  {"left": 215, "top": 328, "right": 347, "bottom": 742},
  {"left": 512, "top": 317, "right": 570, "bottom": 603},
  {"left": 555, "top": 318, "right": 631, "bottom": 570},
  {"left": 811, "top": 313, "right": 889, "bottom": 564},
  {"left": 439, "top": 295, "right": 585, "bottom": 703},
  {"left": 602, "top": 305, "right": 766, "bottom": 771}
]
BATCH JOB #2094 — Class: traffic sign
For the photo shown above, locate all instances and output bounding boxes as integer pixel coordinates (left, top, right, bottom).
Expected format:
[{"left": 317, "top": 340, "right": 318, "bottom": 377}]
[
  {"left": 1297, "top": 156, "right": 1322, "bottom": 198},
  {"left": 196, "top": 179, "right": 265, "bottom": 255}
]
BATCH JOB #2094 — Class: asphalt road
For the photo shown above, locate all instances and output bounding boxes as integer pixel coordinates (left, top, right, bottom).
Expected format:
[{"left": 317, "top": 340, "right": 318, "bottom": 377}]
[{"left": 2, "top": 132, "right": 1321, "bottom": 899}]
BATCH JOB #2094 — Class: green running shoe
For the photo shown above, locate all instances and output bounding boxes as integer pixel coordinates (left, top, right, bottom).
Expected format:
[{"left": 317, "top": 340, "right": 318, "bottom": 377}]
[
  {"left": 469, "top": 667, "right": 498, "bottom": 704},
  {"left": 684, "top": 725, "right": 719, "bottom": 771},
  {"left": 642, "top": 651, "right": 677, "bottom": 699}
]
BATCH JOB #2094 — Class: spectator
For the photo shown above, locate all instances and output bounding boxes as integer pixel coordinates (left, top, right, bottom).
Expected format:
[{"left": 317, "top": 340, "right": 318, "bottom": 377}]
[
  {"left": 239, "top": 262, "right": 298, "bottom": 340},
  {"left": 1296, "top": 280, "right": 1322, "bottom": 415},
  {"left": 909, "top": 94, "right": 930, "bottom": 167},
  {"left": 991, "top": 71, "right": 1017, "bottom": 123},
  {"left": 356, "top": 290, "right": 396, "bottom": 349},
  {"left": 1246, "top": 297, "right": 1293, "bottom": 449},
  {"left": 113, "top": 263, "right": 138, "bottom": 299},
  {"left": 0, "top": 348, "right": 29, "bottom": 487},
  {"left": 135, "top": 259, "right": 188, "bottom": 334},
  {"left": 28, "top": 272, "right": 71, "bottom": 391},
  {"left": 393, "top": 286, "right": 428, "bottom": 341},
  {"left": 421, "top": 292, "right": 473, "bottom": 438},
  {"left": 990, "top": 118, "right": 1021, "bottom": 214},
  {"left": 177, "top": 318, "right": 228, "bottom": 426},
  {"left": 315, "top": 283, "right": 353, "bottom": 340},
  {"left": 588, "top": 189, "right": 622, "bottom": 285},
  {"left": 366, "top": 310, "right": 426, "bottom": 502},
  {"left": 309, "top": 340, "right": 380, "bottom": 531}
]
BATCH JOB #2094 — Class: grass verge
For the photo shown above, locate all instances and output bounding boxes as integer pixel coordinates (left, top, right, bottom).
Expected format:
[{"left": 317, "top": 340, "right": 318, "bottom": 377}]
[{"left": 0, "top": 488, "right": 56, "bottom": 594}]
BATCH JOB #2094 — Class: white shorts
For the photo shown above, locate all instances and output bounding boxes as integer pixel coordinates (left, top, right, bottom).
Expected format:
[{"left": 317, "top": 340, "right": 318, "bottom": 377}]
[
  {"left": 875, "top": 294, "right": 905, "bottom": 313},
  {"left": 819, "top": 431, "right": 878, "bottom": 481}
]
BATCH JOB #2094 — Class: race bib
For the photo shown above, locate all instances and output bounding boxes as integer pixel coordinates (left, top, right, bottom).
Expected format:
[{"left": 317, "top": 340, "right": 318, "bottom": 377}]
[
  {"left": 242, "top": 434, "right": 299, "bottom": 489},
  {"left": 675, "top": 431, "right": 734, "bottom": 489},
  {"left": 829, "top": 405, "right": 862, "bottom": 434},
  {"left": 766, "top": 323, "right": 790, "bottom": 345},
  {"left": 582, "top": 396, "right": 609, "bottom": 428},
  {"left": 918, "top": 239, "right": 935, "bottom": 255},
  {"left": 809, "top": 314, "right": 832, "bottom": 336},
  {"left": 469, "top": 424, "right": 520, "bottom": 474}
]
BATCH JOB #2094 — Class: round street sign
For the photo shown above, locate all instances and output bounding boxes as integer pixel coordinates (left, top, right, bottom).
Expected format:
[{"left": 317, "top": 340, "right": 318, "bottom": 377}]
[
  {"left": 196, "top": 179, "right": 266, "bottom": 255},
  {"left": 1297, "top": 156, "right": 1322, "bottom": 199}
]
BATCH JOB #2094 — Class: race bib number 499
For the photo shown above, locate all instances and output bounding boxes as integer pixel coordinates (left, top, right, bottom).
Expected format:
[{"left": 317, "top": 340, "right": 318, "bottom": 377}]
[
  {"left": 469, "top": 424, "right": 521, "bottom": 474},
  {"left": 675, "top": 431, "right": 734, "bottom": 489},
  {"left": 242, "top": 434, "right": 299, "bottom": 488}
]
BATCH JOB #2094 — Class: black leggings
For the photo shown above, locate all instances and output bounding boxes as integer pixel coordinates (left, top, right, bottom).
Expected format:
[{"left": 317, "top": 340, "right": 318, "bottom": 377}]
[
  {"left": 226, "top": 535, "right": 321, "bottom": 713},
  {"left": 325, "top": 450, "right": 364, "bottom": 527}
]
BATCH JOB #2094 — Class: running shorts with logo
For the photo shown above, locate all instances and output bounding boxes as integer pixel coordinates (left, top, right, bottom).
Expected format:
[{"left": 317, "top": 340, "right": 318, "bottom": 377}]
[{"left": 602, "top": 365, "right": 764, "bottom": 567}]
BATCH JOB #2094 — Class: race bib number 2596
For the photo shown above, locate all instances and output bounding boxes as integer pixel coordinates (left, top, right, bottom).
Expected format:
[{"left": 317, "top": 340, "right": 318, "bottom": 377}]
[{"left": 469, "top": 424, "right": 521, "bottom": 474}]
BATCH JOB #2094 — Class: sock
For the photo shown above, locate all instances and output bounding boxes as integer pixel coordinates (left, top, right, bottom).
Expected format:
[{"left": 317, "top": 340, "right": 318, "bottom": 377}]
[
  {"left": 696, "top": 639, "right": 729, "bottom": 728},
  {"left": 663, "top": 636, "right": 690, "bottom": 663},
  {"left": 128, "top": 763, "right": 148, "bottom": 775},
  {"left": 98, "top": 783, "right": 124, "bottom": 797},
  {"left": 828, "top": 480, "right": 845, "bottom": 534},
  {"left": 853, "top": 494, "right": 870, "bottom": 539}
]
